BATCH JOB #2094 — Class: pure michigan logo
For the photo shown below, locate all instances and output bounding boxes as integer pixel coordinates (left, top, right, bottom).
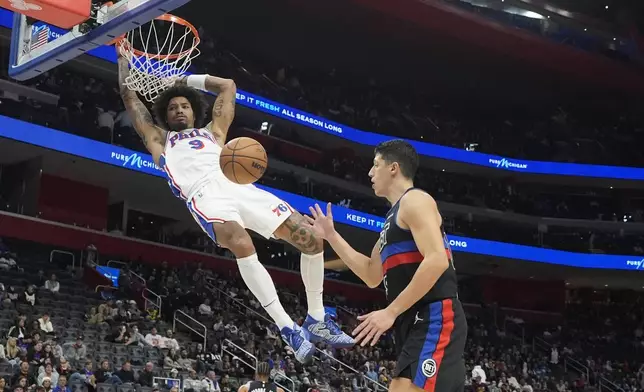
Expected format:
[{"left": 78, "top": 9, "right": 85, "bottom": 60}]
[
  {"left": 488, "top": 158, "right": 528, "bottom": 170},
  {"left": 626, "top": 259, "right": 644, "bottom": 270},
  {"left": 111, "top": 152, "right": 161, "bottom": 172}
]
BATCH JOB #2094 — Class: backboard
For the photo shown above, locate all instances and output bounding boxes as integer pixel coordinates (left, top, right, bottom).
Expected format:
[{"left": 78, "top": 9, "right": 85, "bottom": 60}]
[{"left": 7, "top": 0, "right": 193, "bottom": 81}]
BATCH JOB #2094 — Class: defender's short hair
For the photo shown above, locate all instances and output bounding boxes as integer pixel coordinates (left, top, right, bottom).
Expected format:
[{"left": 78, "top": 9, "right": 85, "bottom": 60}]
[
  {"left": 374, "top": 139, "right": 419, "bottom": 179},
  {"left": 152, "top": 85, "right": 207, "bottom": 130},
  {"left": 256, "top": 362, "right": 270, "bottom": 377}
]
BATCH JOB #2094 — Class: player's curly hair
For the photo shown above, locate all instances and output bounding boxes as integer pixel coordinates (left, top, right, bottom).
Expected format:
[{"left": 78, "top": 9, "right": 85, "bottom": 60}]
[{"left": 153, "top": 85, "right": 208, "bottom": 130}]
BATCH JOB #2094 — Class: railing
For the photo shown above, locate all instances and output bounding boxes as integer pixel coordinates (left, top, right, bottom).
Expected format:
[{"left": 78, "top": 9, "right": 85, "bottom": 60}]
[
  {"left": 533, "top": 337, "right": 590, "bottom": 385},
  {"left": 107, "top": 259, "right": 127, "bottom": 269},
  {"left": 94, "top": 285, "right": 118, "bottom": 293},
  {"left": 173, "top": 310, "right": 207, "bottom": 348},
  {"left": 221, "top": 339, "right": 295, "bottom": 392},
  {"left": 204, "top": 279, "right": 388, "bottom": 391},
  {"left": 564, "top": 357, "right": 590, "bottom": 383},
  {"left": 143, "top": 288, "right": 162, "bottom": 317},
  {"left": 49, "top": 250, "right": 75, "bottom": 268},
  {"left": 599, "top": 376, "right": 624, "bottom": 392},
  {"left": 128, "top": 270, "right": 146, "bottom": 287}
]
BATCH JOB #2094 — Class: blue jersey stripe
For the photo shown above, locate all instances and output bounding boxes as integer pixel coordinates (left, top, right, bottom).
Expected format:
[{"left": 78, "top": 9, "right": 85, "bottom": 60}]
[
  {"left": 413, "top": 301, "right": 444, "bottom": 387},
  {"left": 381, "top": 240, "right": 419, "bottom": 261},
  {"left": 187, "top": 202, "right": 217, "bottom": 242}
]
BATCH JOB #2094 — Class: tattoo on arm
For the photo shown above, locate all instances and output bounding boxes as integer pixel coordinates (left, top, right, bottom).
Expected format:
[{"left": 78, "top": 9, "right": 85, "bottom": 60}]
[
  {"left": 282, "top": 212, "right": 323, "bottom": 254},
  {"left": 126, "top": 98, "right": 156, "bottom": 145},
  {"left": 213, "top": 94, "right": 232, "bottom": 119}
]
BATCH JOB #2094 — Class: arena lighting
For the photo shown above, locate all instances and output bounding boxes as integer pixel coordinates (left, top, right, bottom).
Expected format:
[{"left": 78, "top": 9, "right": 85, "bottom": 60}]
[{"left": 1, "top": 115, "right": 644, "bottom": 271}]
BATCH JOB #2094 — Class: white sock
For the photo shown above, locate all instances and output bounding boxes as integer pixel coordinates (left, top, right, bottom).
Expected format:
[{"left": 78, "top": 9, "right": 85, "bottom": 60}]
[
  {"left": 301, "top": 252, "right": 326, "bottom": 320},
  {"left": 237, "top": 254, "right": 293, "bottom": 330}
]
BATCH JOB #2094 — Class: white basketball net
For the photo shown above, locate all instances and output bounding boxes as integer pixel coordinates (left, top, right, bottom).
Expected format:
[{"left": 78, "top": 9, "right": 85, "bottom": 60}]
[{"left": 118, "top": 15, "right": 200, "bottom": 103}]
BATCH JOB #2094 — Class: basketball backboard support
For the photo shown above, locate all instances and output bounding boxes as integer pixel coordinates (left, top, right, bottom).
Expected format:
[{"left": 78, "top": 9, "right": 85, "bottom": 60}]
[{"left": 9, "top": 0, "right": 193, "bottom": 81}]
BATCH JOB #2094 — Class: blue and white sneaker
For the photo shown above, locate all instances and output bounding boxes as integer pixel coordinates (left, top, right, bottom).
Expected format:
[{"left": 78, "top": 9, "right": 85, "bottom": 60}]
[
  {"left": 302, "top": 314, "right": 356, "bottom": 348},
  {"left": 280, "top": 324, "right": 316, "bottom": 363}
]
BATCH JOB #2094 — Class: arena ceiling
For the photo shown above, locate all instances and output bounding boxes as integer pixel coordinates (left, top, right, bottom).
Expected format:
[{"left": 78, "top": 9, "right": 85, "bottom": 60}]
[{"left": 174, "top": 0, "right": 644, "bottom": 106}]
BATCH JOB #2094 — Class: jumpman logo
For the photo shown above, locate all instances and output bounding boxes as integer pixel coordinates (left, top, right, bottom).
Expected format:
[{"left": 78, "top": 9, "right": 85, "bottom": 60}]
[
  {"left": 9, "top": 0, "right": 42, "bottom": 11},
  {"left": 414, "top": 311, "right": 424, "bottom": 324}
]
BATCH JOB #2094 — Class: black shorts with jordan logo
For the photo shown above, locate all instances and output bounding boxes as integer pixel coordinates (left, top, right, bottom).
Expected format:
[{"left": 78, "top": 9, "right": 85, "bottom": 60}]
[{"left": 393, "top": 298, "right": 467, "bottom": 392}]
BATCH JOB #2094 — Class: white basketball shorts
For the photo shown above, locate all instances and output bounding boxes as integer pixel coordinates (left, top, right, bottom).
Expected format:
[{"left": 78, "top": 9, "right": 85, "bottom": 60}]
[{"left": 186, "top": 175, "right": 294, "bottom": 241}]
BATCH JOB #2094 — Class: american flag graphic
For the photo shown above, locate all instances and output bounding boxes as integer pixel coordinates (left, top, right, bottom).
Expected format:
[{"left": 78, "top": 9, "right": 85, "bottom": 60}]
[{"left": 30, "top": 25, "right": 49, "bottom": 51}]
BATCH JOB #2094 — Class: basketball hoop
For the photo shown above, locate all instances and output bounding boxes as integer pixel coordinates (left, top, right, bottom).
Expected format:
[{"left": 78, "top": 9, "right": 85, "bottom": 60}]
[{"left": 116, "top": 13, "right": 200, "bottom": 103}]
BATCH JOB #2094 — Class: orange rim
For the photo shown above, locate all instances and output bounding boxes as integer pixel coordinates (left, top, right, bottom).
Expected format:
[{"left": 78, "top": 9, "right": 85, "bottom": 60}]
[{"left": 114, "top": 13, "right": 200, "bottom": 60}]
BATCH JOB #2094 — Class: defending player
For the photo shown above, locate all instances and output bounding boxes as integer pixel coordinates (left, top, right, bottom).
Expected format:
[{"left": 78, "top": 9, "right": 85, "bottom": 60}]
[
  {"left": 116, "top": 41, "right": 354, "bottom": 362},
  {"left": 309, "top": 140, "right": 467, "bottom": 392},
  {"left": 238, "top": 362, "right": 282, "bottom": 392}
]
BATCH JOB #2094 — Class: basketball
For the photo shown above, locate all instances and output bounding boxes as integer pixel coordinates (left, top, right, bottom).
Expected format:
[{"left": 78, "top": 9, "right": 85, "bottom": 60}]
[{"left": 219, "top": 137, "right": 268, "bottom": 185}]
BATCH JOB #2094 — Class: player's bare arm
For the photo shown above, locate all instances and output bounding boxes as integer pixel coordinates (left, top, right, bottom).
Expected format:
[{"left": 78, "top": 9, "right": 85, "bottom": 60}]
[
  {"left": 117, "top": 45, "right": 166, "bottom": 164},
  {"left": 238, "top": 385, "right": 247, "bottom": 392},
  {"left": 352, "top": 190, "right": 449, "bottom": 347},
  {"left": 386, "top": 190, "right": 450, "bottom": 317},
  {"left": 176, "top": 75, "right": 236, "bottom": 142},
  {"left": 309, "top": 203, "right": 383, "bottom": 287},
  {"left": 324, "top": 258, "right": 349, "bottom": 271}
]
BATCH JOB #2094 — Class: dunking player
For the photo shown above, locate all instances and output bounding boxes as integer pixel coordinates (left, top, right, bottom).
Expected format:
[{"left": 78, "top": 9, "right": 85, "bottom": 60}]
[
  {"left": 116, "top": 42, "right": 354, "bottom": 362},
  {"left": 309, "top": 140, "right": 467, "bottom": 392},
  {"left": 238, "top": 363, "right": 282, "bottom": 392}
]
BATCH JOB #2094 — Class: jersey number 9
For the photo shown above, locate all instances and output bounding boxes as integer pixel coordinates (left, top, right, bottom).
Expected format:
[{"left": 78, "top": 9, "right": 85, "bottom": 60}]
[{"left": 189, "top": 140, "right": 205, "bottom": 150}]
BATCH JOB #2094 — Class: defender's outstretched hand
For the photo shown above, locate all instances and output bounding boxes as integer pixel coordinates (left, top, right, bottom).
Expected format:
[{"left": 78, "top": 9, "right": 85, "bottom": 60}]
[
  {"left": 307, "top": 202, "right": 336, "bottom": 240},
  {"left": 353, "top": 308, "right": 396, "bottom": 347}
]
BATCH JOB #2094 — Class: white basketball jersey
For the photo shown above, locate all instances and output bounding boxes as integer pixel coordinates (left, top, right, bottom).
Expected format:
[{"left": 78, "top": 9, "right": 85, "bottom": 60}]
[{"left": 160, "top": 127, "right": 223, "bottom": 200}]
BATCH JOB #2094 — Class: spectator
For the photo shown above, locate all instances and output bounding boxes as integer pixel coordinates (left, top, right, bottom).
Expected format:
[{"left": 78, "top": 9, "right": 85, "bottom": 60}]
[
  {"left": 202, "top": 371, "right": 220, "bottom": 392},
  {"left": 33, "top": 270, "right": 46, "bottom": 289},
  {"left": 51, "top": 375, "right": 69, "bottom": 392},
  {"left": 27, "top": 342, "right": 45, "bottom": 367},
  {"left": 137, "top": 362, "right": 155, "bottom": 388},
  {"left": 5, "top": 286, "right": 18, "bottom": 306},
  {"left": 163, "top": 349, "right": 184, "bottom": 371},
  {"left": 7, "top": 318, "right": 26, "bottom": 340},
  {"left": 198, "top": 299, "right": 213, "bottom": 317},
  {"left": 12, "top": 361, "right": 35, "bottom": 386},
  {"left": 56, "top": 358, "right": 74, "bottom": 379},
  {"left": 107, "top": 325, "right": 128, "bottom": 344},
  {"left": 183, "top": 369, "right": 202, "bottom": 392},
  {"left": 68, "top": 360, "right": 95, "bottom": 389},
  {"left": 38, "top": 314, "right": 55, "bottom": 338},
  {"left": 113, "top": 362, "right": 135, "bottom": 384},
  {"left": 21, "top": 286, "right": 36, "bottom": 308},
  {"left": 164, "top": 330, "right": 179, "bottom": 351},
  {"left": 177, "top": 350, "right": 193, "bottom": 371},
  {"left": 44, "top": 275, "right": 59, "bottom": 295},
  {"left": 0, "top": 284, "right": 10, "bottom": 307},
  {"left": 144, "top": 327, "right": 164, "bottom": 348},
  {"left": 0, "top": 378, "right": 8, "bottom": 392},
  {"left": 86, "top": 308, "right": 103, "bottom": 325},
  {"left": 37, "top": 364, "right": 59, "bottom": 387},
  {"left": 472, "top": 365, "right": 487, "bottom": 384},
  {"left": 94, "top": 360, "right": 120, "bottom": 385},
  {"left": 124, "top": 325, "right": 148, "bottom": 347},
  {"left": 5, "top": 337, "right": 20, "bottom": 364},
  {"left": 63, "top": 335, "right": 86, "bottom": 367},
  {"left": 14, "top": 377, "right": 33, "bottom": 392}
]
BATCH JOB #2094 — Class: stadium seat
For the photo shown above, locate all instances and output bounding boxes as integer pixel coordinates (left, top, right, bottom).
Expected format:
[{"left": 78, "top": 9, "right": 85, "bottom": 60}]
[
  {"left": 96, "top": 384, "right": 116, "bottom": 392},
  {"left": 117, "top": 384, "right": 136, "bottom": 392}
]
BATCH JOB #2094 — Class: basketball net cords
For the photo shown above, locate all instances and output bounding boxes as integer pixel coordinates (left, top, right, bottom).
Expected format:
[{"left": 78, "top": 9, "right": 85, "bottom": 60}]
[{"left": 120, "top": 18, "right": 200, "bottom": 102}]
